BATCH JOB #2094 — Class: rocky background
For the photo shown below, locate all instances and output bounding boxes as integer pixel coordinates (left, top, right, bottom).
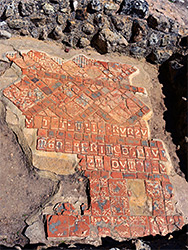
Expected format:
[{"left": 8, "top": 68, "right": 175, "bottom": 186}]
[{"left": 0, "top": 0, "right": 187, "bottom": 64}]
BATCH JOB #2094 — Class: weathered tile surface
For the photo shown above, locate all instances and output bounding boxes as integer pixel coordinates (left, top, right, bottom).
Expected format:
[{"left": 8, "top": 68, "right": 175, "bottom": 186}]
[{"left": 3, "top": 51, "right": 184, "bottom": 241}]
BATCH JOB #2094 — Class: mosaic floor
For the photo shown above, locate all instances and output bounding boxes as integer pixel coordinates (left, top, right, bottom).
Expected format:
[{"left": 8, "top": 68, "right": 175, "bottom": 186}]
[{"left": 3, "top": 51, "right": 184, "bottom": 241}]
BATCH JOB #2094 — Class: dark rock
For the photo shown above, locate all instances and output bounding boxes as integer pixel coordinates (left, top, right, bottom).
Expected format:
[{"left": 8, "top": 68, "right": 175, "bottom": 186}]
[
  {"left": 104, "top": 2, "right": 119, "bottom": 15},
  {"left": 49, "top": 0, "right": 59, "bottom": 3},
  {"left": 169, "top": 19, "right": 181, "bottom": 34},
  {"left": 131, "top": 19, "right": 148, "bottom": 42},
  {"left": 19, "top": 1, "right": 35, "bottom": 17},
  {"left": 147, "top": 48, "right": 173, "bottom": 64},
  {"left": 147, "top": 14, "right": 170, "bottom": 33},
  {"left": 148, "top": 31, "right": 162, "bottom": 46},
  {"left": 93, "top": 28, "right": 128, "bottom": 53},
  {"left": 89, "top": 0, "right": 103, "bottom": 12},
  {"left": 79, "top": 37, "right": 90, "bottom": 47},
  {"left": 114, "top": 0, "right": 123, "bottom": 4},
  {"left": 94, "top": 13, "right": 110, "bottom": 29},
  {"left": 5, "top": 2, "right": 17, "bottom": 18},
  {"left": 82, "top": 22, "right": 95, "bottom": 34},
  {"left": 57, "top": 14, "right": 67, "bottom": 28},
  {"left": 130, "top": 44, "right": 147, "bottom": 57},
  {"left": 63, "top": 33, "right": 79, "bottom": 47},
  {"left": 59, "top": 0, "right": 71, "bottom": 13},
  {"left": 112, "top": 15, "right": 133, "bottom": 41},
  {"left": 30, "top": 27, "right": 40, "bottom": 38},
  {"left": 42, "top": 3, "right": 55, "bottom": 15},
  {"left": 121, "top": 0, "right": 149, "bottom": 18},
  {"left": 7, "top": 18, "right": 28, "bottom": 30},
  {"left": 30, "top": 15, "right": 47, "bottom": 27},
  {"left": 20, "top": 29, "right": 30, "bottom": 36},
  {"left": 39, "top": 27, "right": 48, "bottom": 40},
  {"left": 52, "top": 25, "right": 64, "bottom": 40},
  {"left": 161, "top": 33, "right": 178, "bottom": 47},
  {"left": 76, "top": 8, "right": 88, "bottom": 20}
]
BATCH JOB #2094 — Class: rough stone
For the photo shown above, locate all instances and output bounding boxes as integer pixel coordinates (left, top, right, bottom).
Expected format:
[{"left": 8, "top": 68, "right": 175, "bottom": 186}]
[
  {"left": 24, "top": 221, "right": 47, "bottom": 244},
  {"left": 82, "top": 22, "right": 95, "bottom": 34},
  {"left": 94, "top": 13, "right": 111, "bottom": 29},
  {"left": 135, "top": 240, "right": 151, "bottom": 250},
  {"left": 130, "top": 45, "right": 147, "bottom": 57},
  {"left": 161, "top": 33, "right": 178, "bottom": 47},
  {"left": 5, "top": 2, "right": 17, "bottom": 18},
  {"left": 57, "top": 14, "right": 67, "bottom": 28},
  {"left": 59, "top": 0, "right": 71, "bottom": 13},
  {"left": 131, "top": 19, "right": 149, "bottom": 42},
  {"left": 147, "top": 14, "right": 170, "bottom": 32},
  {"left": 94, "top": 28, "right": 128, "bottom": 53},
  {"left": 147, "top": 48, "right": 173, "bottom": 64},
  {"left": 19, "top": 1, "right": 35, "bottom": 17},
  {"left": 7, "top": 19, "right": 28, "bottom": 30},
  {"left": 121, "top": 0, "right": 149, "bottom": 18},
  {"left": 0, "top": 60, "right": 10, "bottom": 76},
  {"left": 0, "top": 30, "right": 11, "bottom": 39},
  {"left": 42, "top": 3, "right": 55, "bottom": 15},
  {"left": 104, "top": 2, "right": 119, "bottom": 15},
  {"left": 79, "top": 37, "right": 90, "bottom": 47},
  {"left": 148, "top": 31, "right": 162, "bottom": 46},
  {"left": 52, "top": 25, "right": 64, "bottom": 40},
  {"left": 89, "top": 0, "right": 103, "bottom": 12}
]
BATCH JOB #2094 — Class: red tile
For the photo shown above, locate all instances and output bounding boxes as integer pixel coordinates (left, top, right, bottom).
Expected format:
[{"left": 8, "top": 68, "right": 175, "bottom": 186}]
[
  {"left": 152, "top": 160, "right": 160, "bottom": 173},
  {"left": 25, "top": 116, "right": 34, "bottom": 128},
  {"left": 46, "top": 138, "right": 56, "bottom": 151},
  {"left": 151, "top": 147, "right": 160, "bottom": 160},
  {"left": 55, "top": 139, "right": 64, "bottom": 152},
  {"left": 127, "top": 159, "right": 136, "bottom": 172},
  {"left": 47, "top": 215, "right": 69, "bottom": 238},
  {"left": 136, "top": 160, "right": 144, "bottom": 172},
  {"left": 119, "top": 158, "right": 127, "bottom": 172},
  {"left": 59, "top": 118, "right": 67, "bottom": 130},
  {"left": 109, "top": 179, "right": 127, "bottom": 196},
  {"left": 37, "top": 137, "right": 47, "bottom": 150},
  {"left": 162, "top": 182, "right": 173, "bottom": 199},
  {"left": 140, "top": 128, "right": 148, "bottom": 139},
  {"left": 37, "top": 129, "right": 47, "bottom": 137},
  {"left": 42, "top": 116, "right": 51, "bottom": 129},
  {"left": 95, "top": 156, "right": 103, "bottom": 169},
  {"left": 114, "top": 144, "right": 121, "bottom": 157},
  {"left": 67, "top": 120, "right": 75, "bottom": 131},
  {"left": 159, "top": 163, "right": 167, "bottom": 174},
  {"left": 51, "top": 117, "right": 59, "bottom": 130},
  {"left": 34, "top": 116, "right": 43, "bottom": 128},
  {"left": 129, "top": 216, "right": 150, "bottom": 237},
  {"left": 69, "top": 216, "right": 90, "bottom": 237},
  {"left": 111, "top": 158, "right": 120, "bottom": 171},
  {"left": 145, "top": 180, "right": 163, "bottom": 198},
  {"left": 73, "top": 140, "right": 80, "bottom": 154},
  {"left": 103, "top": 156, "right": 111, "bottom": 171},
  {"left": 87, "top": 156, "right": 95, "bottom": 170},
  {"left": 81, "top": 141, "right": 89, "bottom": 154},
  {"left": 64, "top": 139, "right": 73, "bottom": 153}
]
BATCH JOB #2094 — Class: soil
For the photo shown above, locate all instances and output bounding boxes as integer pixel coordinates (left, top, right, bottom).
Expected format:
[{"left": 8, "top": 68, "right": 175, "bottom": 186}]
[{"left": 0, "top": 102, "right": 55, "bottom": 247}]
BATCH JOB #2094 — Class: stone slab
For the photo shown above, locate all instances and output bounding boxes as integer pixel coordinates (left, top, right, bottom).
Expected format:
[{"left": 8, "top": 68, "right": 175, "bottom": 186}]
[{"left": 2, "top": 49, "right": 186, "bottom": 243}]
